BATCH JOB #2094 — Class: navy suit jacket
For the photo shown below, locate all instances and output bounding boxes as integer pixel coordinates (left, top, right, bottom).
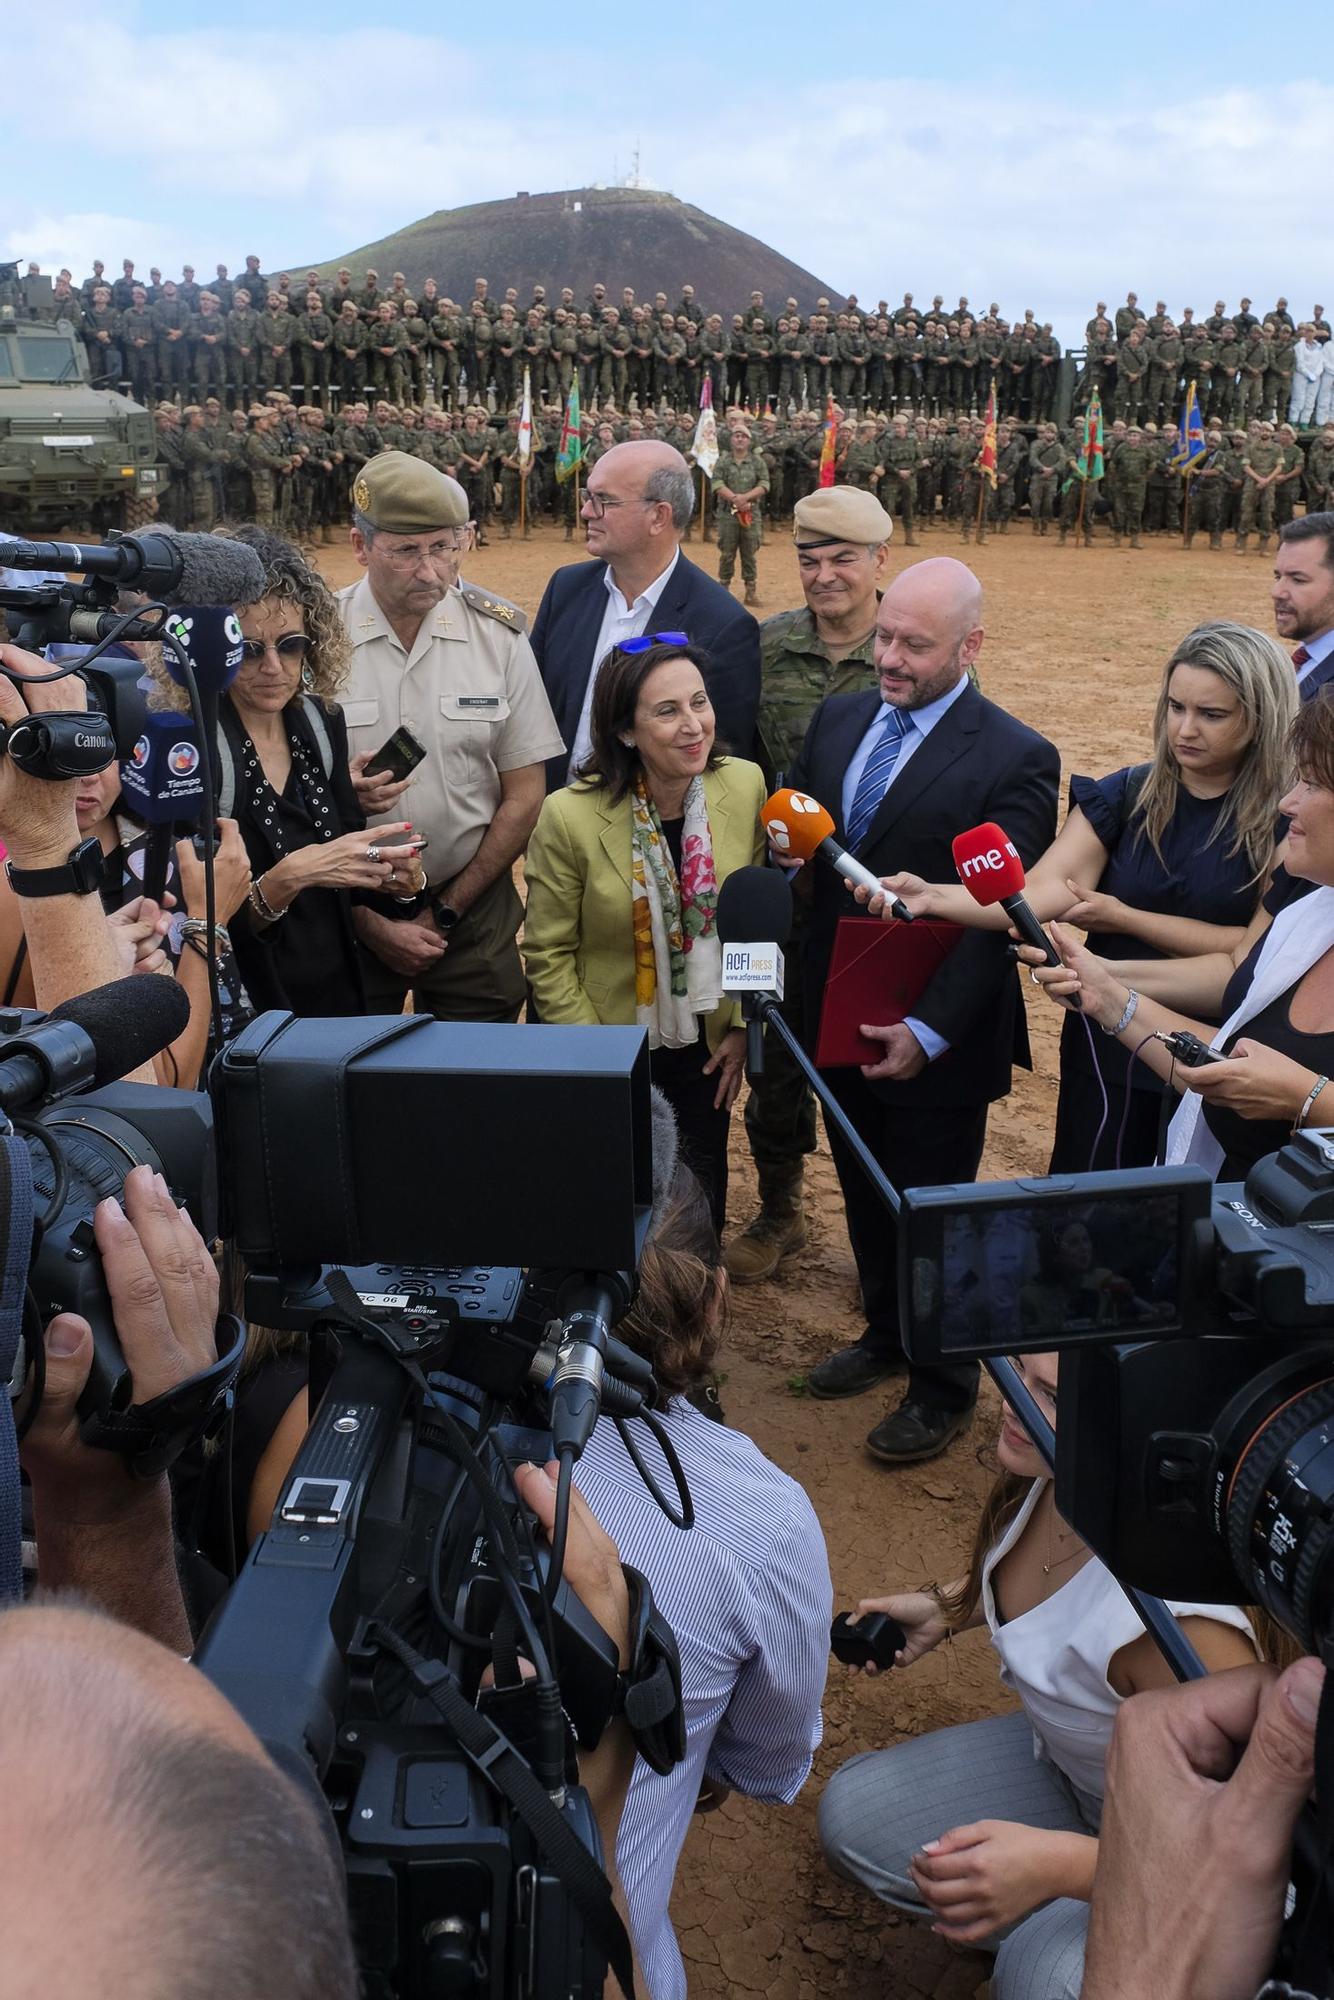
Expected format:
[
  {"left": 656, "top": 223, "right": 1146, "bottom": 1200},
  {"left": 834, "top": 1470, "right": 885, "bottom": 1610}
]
[
  {"left": 530, "top": 550, "right": 762, "bottom": 791},
  {"left": 1300, "top": 639, "right": 1334, "bottom": 702},
  {"left": 789, "top": 682, "right": 1060, "bottom": 1110}
]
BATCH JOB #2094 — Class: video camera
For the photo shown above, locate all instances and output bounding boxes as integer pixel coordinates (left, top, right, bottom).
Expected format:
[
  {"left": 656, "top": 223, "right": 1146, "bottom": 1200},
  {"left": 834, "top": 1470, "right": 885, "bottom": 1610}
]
[
  {"left": 899, "top": 1133, "right": 1334, "bottom": 1654},
  {"left": 5, "top": 1000, "right": 684, "bottom": 1995}
]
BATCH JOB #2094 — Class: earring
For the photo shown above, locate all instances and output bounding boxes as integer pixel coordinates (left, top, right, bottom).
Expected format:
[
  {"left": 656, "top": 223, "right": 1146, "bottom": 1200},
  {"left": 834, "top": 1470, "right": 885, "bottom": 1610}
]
[
  {"left": 301, "top": 663, "right": 315, "bottom": 690},
  {"left": 621, "top": 736, "right": 635, "bottom": 749}
]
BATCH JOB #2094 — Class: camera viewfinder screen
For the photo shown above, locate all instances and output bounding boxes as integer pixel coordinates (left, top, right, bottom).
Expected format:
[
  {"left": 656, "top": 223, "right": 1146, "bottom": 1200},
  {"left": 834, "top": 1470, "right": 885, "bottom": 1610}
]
[{"left": 935, "top": 1190, "right": 1185, "bottom": 1352}]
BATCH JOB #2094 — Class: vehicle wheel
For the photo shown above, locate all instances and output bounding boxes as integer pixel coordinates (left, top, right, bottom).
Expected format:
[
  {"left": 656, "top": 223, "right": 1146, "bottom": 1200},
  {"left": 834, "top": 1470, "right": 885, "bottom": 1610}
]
[{"left": 119, "top": 493, "right": 159, "bottom": 530}]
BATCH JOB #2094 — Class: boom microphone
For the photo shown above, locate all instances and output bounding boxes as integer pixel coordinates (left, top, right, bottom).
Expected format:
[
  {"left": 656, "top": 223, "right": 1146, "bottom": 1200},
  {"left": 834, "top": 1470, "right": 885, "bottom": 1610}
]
[
  {"left": 0, "top": 530, "right": 266, "bottom": 611},
  {"left": 761, "top": 788, "right": 914, "bottom": 924},
  {"left": 0, "top": 976, "right": 190, "bottom": 1113},
  {"left": 951, "top": 821, "right": 1062, "bottom": 971}
]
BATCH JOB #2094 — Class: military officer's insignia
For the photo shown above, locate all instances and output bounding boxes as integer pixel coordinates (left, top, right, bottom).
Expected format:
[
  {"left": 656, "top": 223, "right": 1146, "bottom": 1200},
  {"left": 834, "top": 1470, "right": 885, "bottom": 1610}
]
[{"left": 352, "top": 476, "right": 371, "bottom": 512}]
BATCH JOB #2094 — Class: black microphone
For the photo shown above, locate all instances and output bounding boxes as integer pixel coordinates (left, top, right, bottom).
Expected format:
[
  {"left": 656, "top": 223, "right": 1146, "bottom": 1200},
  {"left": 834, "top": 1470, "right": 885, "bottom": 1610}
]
[
  {"left": 717, "top": 867, "right": 794, "bottom": 1085},
  {"left": 118, "top": 711, "right": 206, "bottom": 904},
  {"left": 0, "top": 976, "right": 190, "bottom": 1113},
  {"left": 0, "top": 530, "right": 265, "bottom": 610}
]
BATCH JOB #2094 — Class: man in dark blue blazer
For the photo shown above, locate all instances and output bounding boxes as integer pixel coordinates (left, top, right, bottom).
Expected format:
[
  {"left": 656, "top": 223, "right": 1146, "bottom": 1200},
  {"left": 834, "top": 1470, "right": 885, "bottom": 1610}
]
[
  {"left": 784, "top": 558, "right": 1059, "bottom": 1465},
  {"left": 1275, "top": 515, "right": 1334, "bottom": 701},
  {"left": 530, "top": 440, "right": 762, "bottom": 791}
]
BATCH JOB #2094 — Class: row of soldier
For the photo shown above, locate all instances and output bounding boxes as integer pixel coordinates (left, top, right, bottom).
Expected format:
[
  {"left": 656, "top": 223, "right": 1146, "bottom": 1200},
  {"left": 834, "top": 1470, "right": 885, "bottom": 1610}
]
[
  {"left": 24, "top": 255, "right": 1334, "bottom": 428},
  {"left": 149, "top": 383, "right": 1334, "bottom": 572}
]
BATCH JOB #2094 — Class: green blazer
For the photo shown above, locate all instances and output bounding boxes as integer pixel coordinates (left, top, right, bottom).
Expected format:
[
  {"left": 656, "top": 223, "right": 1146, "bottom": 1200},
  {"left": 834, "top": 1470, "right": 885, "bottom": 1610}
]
[{"left": 523, "top": 757, "right": 768, "bottom": 1052}]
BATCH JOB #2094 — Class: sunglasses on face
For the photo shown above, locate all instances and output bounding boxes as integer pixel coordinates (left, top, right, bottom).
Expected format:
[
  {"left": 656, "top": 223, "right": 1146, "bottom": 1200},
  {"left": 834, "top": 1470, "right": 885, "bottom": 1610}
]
[
  {"left": 617, "top": 631, "right": 690, "bottom": 655},
  {"left": 238, "top": 632, "right": 311, "bottom": 663}
]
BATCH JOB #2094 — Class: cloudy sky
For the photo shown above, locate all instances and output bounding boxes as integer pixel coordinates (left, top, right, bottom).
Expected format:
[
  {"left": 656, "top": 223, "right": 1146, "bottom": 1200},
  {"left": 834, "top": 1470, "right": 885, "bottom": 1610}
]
[{"left": 7, "top": 1, "right": 1321, "bottom": 344}]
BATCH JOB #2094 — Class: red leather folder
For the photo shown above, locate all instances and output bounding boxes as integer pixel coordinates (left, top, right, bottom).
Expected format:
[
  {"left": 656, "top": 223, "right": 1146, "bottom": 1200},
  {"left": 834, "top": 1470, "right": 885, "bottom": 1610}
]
[{"left": 814, "top": 918, "right": 964, "bottom": 1067}]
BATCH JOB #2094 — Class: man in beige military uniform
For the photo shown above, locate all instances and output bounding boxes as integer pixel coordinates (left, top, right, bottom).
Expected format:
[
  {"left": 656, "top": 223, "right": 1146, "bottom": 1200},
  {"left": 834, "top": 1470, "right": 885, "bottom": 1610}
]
[{"left": 338, "top": 451, "right": 564, "bottom": 1021}]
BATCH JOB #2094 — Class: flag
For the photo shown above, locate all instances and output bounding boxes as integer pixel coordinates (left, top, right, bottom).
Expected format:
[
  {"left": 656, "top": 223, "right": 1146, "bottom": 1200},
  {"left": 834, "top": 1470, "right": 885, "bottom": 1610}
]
[
  {"left": 692, "top": 375, "right": 719, "bottom": 480},
  {"left": 1171, "top": 381, "right": 1207, "bottom": 474},
  {"left": 517, "top": 367, "right": 533, "bottom": 464},
  {"left": 979, "top": 382, "right": 998, "bottom": 487},
  {"left": 818, "top": 394, "right": 837, "bottom": 489},
  {"left": 1075, "top": 390, "right": 1106, "bottom": 482},
  {"left": 555, "top": 378, "right": 582, "bottom": 482}
]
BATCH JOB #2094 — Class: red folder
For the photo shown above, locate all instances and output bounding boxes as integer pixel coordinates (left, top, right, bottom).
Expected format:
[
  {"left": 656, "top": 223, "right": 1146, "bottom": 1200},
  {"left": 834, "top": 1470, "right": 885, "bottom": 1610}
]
[{"left": 814, "top": 918, "right": 964, "bottom": 1068}]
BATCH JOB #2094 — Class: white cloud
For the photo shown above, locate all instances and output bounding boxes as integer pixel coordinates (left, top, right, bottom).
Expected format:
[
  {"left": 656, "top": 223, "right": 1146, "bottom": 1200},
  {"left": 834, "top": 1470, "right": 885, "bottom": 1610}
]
[{"left": 6, "top": 9, "right": 1326, "bottom": 343}]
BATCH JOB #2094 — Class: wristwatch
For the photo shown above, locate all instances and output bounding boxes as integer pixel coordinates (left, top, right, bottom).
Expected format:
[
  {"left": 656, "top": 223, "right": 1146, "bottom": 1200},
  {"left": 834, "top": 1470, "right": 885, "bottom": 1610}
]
[{"left": 6, "top": 836, "right": 105, "bottom": 899}]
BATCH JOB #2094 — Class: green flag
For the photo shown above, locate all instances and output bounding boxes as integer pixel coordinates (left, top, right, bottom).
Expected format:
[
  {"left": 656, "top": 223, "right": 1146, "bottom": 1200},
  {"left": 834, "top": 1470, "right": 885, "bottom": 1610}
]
[
  {"left": 1077, "top": 390, "right": 1105, "bottom": 481},
  {"left": 555, "top": 379, "right": 583, "bottom": 482}
]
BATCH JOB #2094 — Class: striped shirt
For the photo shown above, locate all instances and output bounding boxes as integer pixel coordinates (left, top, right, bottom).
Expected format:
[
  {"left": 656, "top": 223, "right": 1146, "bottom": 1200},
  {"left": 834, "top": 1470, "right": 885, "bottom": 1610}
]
[{"left": 576, "top": 1400, "right": 832, "bottom": 2000}]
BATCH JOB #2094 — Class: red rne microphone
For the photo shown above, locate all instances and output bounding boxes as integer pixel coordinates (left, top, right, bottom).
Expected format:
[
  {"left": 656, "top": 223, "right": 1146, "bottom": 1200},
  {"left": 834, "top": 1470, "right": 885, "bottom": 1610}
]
[
  {"left": 761, "top": 789, "right": 914, "bottom": 923},
  {"left": 951, "top": 821, "right": 1061, "bottom": 970}
]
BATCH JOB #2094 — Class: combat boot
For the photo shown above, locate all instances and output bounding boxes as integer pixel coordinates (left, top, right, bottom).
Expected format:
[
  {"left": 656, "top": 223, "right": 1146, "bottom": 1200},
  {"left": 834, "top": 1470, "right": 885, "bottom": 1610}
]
[
  {"left": 723, "top": 1170, "right": 807, "bottom": 1284},
  {"left": 1236, "top": 532, "right": 1249, "bottom": 554},
  {"left": 1058, "top": 526, "right": 1067, "bottom": 545},
  {"left": 1210, "top": 530, "right": 1222, "bottom": 550},
  {"left": 1130, "top": 534, "right": 1142, "bottom": 548},
  {"left": 744, "top": 586, "right": 760, "bottom": 607},
  {"left": 1114, "top": 530, "right": 1123, "bottom": 547},
  {"left": 904, "top": 530, "right": 918, "bottom": 547},
  {"left": 1258, "top": 534, "right": 1272, "bottom": 554}
]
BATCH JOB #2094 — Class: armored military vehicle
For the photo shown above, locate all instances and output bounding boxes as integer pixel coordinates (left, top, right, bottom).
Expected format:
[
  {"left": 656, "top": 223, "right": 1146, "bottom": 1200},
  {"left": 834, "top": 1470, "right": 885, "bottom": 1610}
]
[{"left": 0, "top": 264, "right": 158, "bottom": 533}]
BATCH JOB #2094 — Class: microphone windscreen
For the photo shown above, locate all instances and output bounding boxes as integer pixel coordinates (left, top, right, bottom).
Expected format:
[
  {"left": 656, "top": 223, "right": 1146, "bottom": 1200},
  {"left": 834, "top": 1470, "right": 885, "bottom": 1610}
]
[
  {"left": 160, "top": 605, "right": 245, "bottom": 697},
  {"left": 951, "top": 821, "right": 1026, "bottom": 906},
  {"left": 126, "top": 529, "right": 266, "bottom": 610},
  {"left": 118, "top": 711, "right": 205, "bottom": 827},
  {"left": 717, "top": 865, "right": 794, "bottom": 947},
  {"left": 760, "top": 787, "right": 836, "bottom": 862},
  {"left": 50, "top": 976, "right": 190, "bottom": 1088}
]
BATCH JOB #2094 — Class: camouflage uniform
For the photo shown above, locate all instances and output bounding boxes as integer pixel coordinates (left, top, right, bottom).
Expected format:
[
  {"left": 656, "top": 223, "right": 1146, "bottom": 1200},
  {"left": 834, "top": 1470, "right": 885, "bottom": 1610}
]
[
  {"left": 1237, "top": 434, "right": 1284, "bottom": 548},
  {"left": 258, "top": 302, "right": 297, "bottom": 392},
  {"left": 1027, "top": 431, "right": 1064, "bottom": 531},
  {"left": 1186, "top": 436, "right": 1230, "bottom": 548},
  {"left": 713, "top": 443, "right": 768, "bottom": 599},
  {"left": 879, "top": 428, "right": 924, "bottom": 542}
]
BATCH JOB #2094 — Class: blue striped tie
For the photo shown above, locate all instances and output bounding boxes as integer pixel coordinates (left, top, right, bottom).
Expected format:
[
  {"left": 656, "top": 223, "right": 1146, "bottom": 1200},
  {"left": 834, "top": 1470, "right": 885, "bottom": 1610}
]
[{"left": 845, "top": 705, "right": 912, "bottom": 852}]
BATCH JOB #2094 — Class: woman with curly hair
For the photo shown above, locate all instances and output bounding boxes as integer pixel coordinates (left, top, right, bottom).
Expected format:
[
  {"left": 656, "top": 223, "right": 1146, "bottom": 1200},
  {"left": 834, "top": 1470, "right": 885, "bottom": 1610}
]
[{"left": 221, "top": 526, "right": 426, "bottom": 1016}]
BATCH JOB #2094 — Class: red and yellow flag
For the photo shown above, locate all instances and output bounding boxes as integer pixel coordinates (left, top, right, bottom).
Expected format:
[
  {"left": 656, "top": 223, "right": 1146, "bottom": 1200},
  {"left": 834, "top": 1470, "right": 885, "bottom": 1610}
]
[
  {"left": 818, "top": 394, "right": 837, "bottom": 489},
  {"left": 979, "top": 382, "right": 998, "bottom": 487}
]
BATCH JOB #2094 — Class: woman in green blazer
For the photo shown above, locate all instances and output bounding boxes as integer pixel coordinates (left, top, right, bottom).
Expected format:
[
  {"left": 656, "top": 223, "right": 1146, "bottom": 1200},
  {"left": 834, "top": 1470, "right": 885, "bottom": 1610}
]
[{"left": 524, "top": 638, "right": 767, "bottom": 1229}]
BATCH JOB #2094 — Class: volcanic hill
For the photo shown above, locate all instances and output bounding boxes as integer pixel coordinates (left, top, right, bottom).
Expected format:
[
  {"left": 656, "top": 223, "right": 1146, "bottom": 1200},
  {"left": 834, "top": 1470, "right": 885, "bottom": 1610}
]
[{"left": 312, "top": 187, "right": 843, "bottom": 317}]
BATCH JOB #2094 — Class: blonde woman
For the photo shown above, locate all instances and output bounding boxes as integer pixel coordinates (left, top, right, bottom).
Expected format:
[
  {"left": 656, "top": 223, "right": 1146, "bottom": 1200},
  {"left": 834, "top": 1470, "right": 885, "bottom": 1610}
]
[{"left": 874, "top": 621, "right": 1297, "bottom": 1168}]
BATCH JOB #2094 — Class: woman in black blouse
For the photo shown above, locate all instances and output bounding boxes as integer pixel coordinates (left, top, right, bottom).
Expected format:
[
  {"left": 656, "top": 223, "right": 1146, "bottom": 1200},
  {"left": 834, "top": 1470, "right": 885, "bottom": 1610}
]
[
  {"left": 221, "top": 528, "right": 426, "bottom": 1017},
  {"left": 870, "top": 622, "right": 1297, "bottom": 1169}
]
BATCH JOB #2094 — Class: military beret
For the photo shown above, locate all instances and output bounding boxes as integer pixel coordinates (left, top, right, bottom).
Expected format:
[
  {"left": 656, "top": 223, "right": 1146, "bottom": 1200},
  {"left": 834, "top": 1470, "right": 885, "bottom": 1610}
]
[
  {"left": 352, "top": 450, "right": 468, "bottom": 531},
  {"left": 793, "top": 486, "right": 894, "bottom": 548}
]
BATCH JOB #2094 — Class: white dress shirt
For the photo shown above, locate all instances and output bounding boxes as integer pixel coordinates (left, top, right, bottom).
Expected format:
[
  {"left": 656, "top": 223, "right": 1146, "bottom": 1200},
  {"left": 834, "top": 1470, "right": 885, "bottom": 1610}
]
[
  {"left": 1296, "top": 625, "right": 1334, "bottom": 687},
  {"left": 566, "top": 545, "right": 681, "bottom": 781}
]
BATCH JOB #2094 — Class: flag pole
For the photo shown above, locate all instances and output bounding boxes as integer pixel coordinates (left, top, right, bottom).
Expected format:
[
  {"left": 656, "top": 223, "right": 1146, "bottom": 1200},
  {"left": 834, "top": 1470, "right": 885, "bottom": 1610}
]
[
  {"left": 1075, "top": 476, "right": 1087, "bottom": 548},
  {"left": 519, "top": 463, "right": 527, "bottom": 539},
  {"left": 1181, "top": 471, "right": 1191, "bottom": 549},
  {"left": 975, "top": 472, "right": 985, "bottom": 542}
]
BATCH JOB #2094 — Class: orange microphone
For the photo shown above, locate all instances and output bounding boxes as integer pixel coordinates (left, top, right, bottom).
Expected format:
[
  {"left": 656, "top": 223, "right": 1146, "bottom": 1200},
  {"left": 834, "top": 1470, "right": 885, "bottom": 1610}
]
[{"left": 761, "top": 788, "right": 914, "bottom": 922}]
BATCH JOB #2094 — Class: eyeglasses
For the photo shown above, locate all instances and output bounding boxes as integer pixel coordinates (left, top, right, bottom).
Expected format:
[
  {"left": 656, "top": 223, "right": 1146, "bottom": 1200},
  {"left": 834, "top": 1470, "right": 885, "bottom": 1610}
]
[
  {"left": 379, "top": 535, "right": 469, "bottom": 570},
  {"left": 238, "top": 632, "right": 310, "bottom": 663},
  {"left": 582, "top": 491, "right": 656, "bottom": 519},
  {"left": 616, "top": 632, "right": 690, "bottom": 655}
]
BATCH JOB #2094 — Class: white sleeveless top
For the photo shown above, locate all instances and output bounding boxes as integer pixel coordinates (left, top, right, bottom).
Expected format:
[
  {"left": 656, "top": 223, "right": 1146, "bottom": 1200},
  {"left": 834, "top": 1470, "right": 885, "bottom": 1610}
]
[{"left": 981, "top": 1478, "right": 1256, "bottom": 1801}]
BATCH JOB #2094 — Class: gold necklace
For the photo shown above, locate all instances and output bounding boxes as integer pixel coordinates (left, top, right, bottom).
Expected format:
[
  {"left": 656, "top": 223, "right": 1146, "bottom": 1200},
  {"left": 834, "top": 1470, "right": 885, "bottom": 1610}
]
[{"left": 1042, "top": 1491, "right": 1084, "bottom": 1577}]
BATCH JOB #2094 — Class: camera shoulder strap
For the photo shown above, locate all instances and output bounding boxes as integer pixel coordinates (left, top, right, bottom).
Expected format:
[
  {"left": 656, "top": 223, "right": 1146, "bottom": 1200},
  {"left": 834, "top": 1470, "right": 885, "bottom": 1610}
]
[{"left": 370, "top": 1622, "right": 637, "bottom": 2000}]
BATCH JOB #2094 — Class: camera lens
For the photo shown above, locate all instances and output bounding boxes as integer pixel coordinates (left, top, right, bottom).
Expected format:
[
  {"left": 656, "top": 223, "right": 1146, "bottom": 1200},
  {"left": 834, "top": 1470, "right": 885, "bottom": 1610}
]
[{"left": 1220, "top": 1363, "right": 1334, "bottom": 1654}]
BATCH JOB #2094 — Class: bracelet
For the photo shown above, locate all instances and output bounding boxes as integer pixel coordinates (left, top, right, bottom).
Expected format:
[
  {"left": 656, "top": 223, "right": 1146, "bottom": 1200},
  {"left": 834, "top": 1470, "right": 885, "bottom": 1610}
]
[
  {"left": 1100, "top": 988, "right": 1139, "bottom": 1036},
  {"left": 1294, "top": 1074, "right": 1330, "bottom": 1135},
  {"left": 179, "top": 917, "right": 230, "bottom": 949},
  {"left": 249, "top": 874, "right": 284, "bottom": 924}
]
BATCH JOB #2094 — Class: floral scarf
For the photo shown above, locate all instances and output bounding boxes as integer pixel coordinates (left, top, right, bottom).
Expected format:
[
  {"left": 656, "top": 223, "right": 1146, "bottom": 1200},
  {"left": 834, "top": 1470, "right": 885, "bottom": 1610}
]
[{"left": 630, "top": 772, "right": 722, "bottom": 1050}]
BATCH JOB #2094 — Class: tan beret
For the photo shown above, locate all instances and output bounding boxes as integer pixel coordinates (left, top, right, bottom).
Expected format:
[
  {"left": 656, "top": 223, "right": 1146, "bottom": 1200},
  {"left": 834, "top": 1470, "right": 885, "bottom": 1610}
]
[
  {"left": 793, "top": 485, "right": 894, "bottom": 548},
  {"left": 352, "top": 450, "right": 468, "bottom": 531}
]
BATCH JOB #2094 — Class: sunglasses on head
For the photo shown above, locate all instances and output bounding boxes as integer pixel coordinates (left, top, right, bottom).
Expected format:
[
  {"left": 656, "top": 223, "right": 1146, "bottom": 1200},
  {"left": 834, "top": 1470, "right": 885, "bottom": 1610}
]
[{"left": 616, "top": 632, "right": 690, "bottom": 656}]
